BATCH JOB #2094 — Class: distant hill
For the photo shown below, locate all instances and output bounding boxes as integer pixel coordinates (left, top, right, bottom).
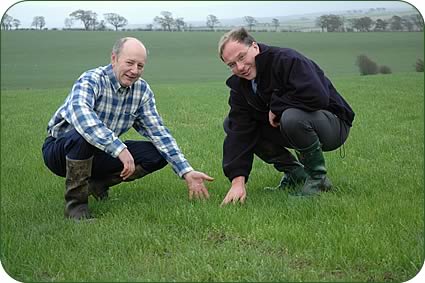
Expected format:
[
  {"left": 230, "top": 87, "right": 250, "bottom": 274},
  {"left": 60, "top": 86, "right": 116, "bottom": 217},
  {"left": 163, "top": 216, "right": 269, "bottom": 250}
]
[{"left": 127, "top": 5, "right": 417, "bottom": 31}]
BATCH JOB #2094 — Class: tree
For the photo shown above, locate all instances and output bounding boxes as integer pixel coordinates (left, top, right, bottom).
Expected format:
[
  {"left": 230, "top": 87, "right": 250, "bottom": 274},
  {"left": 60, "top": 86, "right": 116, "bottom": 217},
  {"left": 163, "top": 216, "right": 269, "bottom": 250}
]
[
  {"left": 358, "top": 17, "right": 373, "bottom": 32},
  {"left": 410, "top": 14, "right": 424, "bottom": 31},
  {"left": 390, "top": 15, "right": 403, "bottom": 31},
  {"left": 154, "top": 11, "right": 174, "bottom": 31},
  {"left": 271, "top": 18, "right": 280, "bottom": 32},
  {"left": 316, "top": 15, "right": 343, "bottom": 32},
  {"left": 401, "top": 17, "right": 414, "bottom": 32},
  {"left": 326, "top": 14, "right": 344, "bottom": 32},
  {"left": 206, "top": 14, "right": 220, "bottom": 31},
  {"left": 64, "top": 17, "right": 74, "bottom": 29},
  {"left": 70, "top": 9, "right": 97, "bottom": 30},
  {"left": 316, "top": 15, "right": 327, "bottom": 32},
  {"left": 174, "top": 17, "right": 185, "bottom": 31},
  {"left": 351, "top": 17, "right": 373, "bottom": 32},
  {"left": 31, "top": 16, "right": 46, "bottom": 30},
  {"left": 1, "top": 13, "right": 14, "bottom": 30},
  {"left": 244, "top": 16, "right": 257, "bottom": 31},
  {"left": 104, "top": 13, "right": 128, "bottom": 31},
  {"left": 374, "top": 19, "right": 388, "bottom": 31},
  {"left": 12, "top": 18, "right": 20, "bottom": 30},
  {"left": 97, "top": 20, "right": 107, "bottom": 31}
]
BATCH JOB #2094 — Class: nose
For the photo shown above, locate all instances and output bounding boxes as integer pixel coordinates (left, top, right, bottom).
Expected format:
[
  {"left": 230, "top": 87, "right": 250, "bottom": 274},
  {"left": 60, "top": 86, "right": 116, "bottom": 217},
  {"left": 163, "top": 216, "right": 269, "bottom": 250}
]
[
  {"left": 131, "top": 64, "right": 139, "bottom": 74},
  {"left": 235, "top": 61, "right": 245, "bottom": 73}
]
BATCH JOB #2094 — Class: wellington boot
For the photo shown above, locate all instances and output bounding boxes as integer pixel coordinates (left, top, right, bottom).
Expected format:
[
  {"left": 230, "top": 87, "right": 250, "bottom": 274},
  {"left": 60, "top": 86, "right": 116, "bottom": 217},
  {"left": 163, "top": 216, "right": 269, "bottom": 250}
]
[
  {"left": 293, "top": 140, "right": 332, "bottom": 196},
  {"left": 278, "top": 166, "right": 308, "bottom": 190},
  {"left": 64, "top": 157, "right": 93, "bottom": 220},
  {"left": 265, "top": 165, "right": 308, "bottom": 192},
  {"left": 89, "top": 165, "right": 149, "bottom": 201}
]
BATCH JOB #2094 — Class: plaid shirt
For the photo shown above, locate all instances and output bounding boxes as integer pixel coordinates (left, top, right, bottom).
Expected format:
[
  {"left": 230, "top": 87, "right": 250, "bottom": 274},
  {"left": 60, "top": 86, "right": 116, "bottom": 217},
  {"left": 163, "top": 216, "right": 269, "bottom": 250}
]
[{"left": 47, "top": 64, "right": 193, "bottom": 177}]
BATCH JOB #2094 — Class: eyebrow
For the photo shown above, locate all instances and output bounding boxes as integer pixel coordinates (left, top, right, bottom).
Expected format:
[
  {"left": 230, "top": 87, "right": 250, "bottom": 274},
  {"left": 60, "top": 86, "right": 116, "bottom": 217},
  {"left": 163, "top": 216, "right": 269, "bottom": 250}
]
[{"left": 226, "top": 50, "right": 245, "bottom": 65}]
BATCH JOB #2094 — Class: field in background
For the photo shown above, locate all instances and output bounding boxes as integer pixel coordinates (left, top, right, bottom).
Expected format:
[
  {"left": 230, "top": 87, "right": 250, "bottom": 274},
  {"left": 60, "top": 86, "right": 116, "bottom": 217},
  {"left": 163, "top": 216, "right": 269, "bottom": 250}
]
[
  {"left": 1, "top": 31, "right": 423, "bottom": 89},
  {"left": 0, "top": 31, "right": 424, "bottom": 281}
]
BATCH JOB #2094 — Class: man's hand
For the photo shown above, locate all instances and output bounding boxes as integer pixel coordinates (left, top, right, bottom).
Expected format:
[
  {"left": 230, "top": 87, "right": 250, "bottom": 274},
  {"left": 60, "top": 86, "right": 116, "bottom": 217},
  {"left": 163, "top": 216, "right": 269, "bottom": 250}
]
[
  {"left": 184, "top": 171, "right": 214, "bottom": 200},
  {"left": 118, "top": 148, "right": 135, "bottom": 180},
  {"left": 269, "top": 110, "right": 279, "bottom": 128},
  {"left": 221, "top": 176, "right": 247, "bottom": 206}
]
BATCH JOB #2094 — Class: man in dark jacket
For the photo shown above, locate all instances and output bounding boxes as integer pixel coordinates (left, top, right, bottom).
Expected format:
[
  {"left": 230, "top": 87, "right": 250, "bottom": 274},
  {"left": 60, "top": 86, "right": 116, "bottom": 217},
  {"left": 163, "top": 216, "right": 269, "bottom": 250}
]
[{"left": 218, "top": 28, "right": 354, "bottom": 205}]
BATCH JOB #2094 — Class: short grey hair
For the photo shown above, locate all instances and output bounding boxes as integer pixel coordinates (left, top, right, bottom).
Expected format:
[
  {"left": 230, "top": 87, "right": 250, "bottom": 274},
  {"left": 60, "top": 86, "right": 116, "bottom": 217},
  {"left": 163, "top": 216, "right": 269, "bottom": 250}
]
[
  {"left": 112, "top": 37, "right": 131, "bottom": 57},
  {"left": 218, "top": 27, "right": 256, "bottom": 61}
]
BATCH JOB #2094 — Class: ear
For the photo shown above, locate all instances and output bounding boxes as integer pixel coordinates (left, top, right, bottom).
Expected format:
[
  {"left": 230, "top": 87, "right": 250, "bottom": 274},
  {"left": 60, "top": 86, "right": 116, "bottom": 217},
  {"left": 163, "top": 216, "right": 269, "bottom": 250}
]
[
  {"left": 251, "top": 42, "right": 260, "bottom": 54},
  {"left": 111, "top": 52, "right": 117, "bottom": 65}
]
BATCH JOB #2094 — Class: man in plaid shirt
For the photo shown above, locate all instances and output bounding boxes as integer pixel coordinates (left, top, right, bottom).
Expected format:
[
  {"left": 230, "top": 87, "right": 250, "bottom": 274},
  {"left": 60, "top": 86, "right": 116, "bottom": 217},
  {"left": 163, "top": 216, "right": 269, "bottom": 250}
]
[{"left": 42, "top": 37, "right": 214, "bottom": 220}]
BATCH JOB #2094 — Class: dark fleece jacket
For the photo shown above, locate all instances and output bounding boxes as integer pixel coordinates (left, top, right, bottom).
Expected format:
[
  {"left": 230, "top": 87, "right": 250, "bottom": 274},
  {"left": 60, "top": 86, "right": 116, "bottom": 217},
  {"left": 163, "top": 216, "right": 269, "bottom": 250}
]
[{"left": 223, "top": 43, "right": 355, "bottom": 181}]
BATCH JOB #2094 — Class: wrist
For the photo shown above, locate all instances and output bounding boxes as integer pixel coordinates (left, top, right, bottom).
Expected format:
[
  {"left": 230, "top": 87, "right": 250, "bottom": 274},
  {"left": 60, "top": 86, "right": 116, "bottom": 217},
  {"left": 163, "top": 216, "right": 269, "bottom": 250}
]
[
  {"left": 183, "top": 170, "right": 194, "bottom": 180},
  {"left": 231, "top": 176, "right": 245, "bottom": 186}
]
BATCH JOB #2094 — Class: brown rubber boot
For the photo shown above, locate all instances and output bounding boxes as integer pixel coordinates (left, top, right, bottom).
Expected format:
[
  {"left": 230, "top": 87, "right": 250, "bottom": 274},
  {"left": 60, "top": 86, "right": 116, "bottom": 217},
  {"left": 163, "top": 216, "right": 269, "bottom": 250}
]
[{"left": 64, "top": 156, "right": 93, "bottom": 220}]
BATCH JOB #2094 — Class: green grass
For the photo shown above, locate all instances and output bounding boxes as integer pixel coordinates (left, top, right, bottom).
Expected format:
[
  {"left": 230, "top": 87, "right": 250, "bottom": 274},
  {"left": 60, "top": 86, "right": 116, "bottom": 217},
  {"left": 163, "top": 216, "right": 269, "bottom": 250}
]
[
  {"left": 1, "top": 31, "right": 424, "bottom": 281},
  {"left": 1, "top": 31, "right": 423, "bottom": 90},
  {"left": 1, "top": 71, "right": 423, "bottom": 281}
]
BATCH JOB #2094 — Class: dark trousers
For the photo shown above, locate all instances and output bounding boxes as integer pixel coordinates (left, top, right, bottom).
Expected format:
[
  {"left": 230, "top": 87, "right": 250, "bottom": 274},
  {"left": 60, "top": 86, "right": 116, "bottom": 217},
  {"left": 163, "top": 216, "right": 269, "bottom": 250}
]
[
  {"left": 42, "top": 129, "right": 168, "bottom": 178},
  {"left": 252, "top": 108, "right": 350, "bottom": 172}
]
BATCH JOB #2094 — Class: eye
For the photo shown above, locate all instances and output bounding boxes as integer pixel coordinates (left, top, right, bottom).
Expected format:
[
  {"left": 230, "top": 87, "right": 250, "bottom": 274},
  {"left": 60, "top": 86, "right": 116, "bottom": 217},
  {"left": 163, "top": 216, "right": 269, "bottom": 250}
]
[{"left": 228, "top": 63, "right": 236, "bottom": 69}]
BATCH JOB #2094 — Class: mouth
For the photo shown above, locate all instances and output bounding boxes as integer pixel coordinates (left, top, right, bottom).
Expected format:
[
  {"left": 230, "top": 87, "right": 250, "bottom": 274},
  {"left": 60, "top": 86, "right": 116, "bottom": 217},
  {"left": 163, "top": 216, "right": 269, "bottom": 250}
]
[
  {"left": 125, "top": 74, "right": 137, "bottom": 80},
  {"left": 241, "top": 67, "right": 250, "bottom": 77}
]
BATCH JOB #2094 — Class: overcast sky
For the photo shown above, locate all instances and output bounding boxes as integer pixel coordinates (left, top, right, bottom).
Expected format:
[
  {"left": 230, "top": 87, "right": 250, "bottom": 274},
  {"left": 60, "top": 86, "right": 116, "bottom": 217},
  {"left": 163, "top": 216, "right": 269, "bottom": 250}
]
[{"left": 1, "top": 1, "right": 422, "bottom": 28}]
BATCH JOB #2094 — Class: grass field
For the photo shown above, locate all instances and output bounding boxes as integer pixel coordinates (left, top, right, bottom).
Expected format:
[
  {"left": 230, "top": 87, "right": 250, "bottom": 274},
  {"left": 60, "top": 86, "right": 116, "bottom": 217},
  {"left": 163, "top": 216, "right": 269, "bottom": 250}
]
[
  {"left": 1, "top": 31, "right": 423, "bottom": 89},
  {"left": 1, "top": 31, "right": 424, "bottom": 282}
]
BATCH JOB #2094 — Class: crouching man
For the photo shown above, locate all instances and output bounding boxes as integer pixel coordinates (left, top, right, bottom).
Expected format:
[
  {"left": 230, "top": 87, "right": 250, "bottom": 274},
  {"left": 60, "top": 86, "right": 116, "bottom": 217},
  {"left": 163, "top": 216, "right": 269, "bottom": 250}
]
[{"left": 42, "top": 37, "right": 213, "bottom": 220}]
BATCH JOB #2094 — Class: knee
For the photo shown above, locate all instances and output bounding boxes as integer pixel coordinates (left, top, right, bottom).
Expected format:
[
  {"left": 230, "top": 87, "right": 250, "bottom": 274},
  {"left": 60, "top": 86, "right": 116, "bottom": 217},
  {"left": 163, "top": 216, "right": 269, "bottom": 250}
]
[
  {"left": 149, "top": 153, "right": 168, "bottom": 172},
  {"left": 280, "top": 109, "right": 310, "bottom": 136},
  {"left": 129, "top": 141, "right": 168, "bottom": 173},
  {"left": 64, "top": 130, "right": 95, "bottom": 160}
]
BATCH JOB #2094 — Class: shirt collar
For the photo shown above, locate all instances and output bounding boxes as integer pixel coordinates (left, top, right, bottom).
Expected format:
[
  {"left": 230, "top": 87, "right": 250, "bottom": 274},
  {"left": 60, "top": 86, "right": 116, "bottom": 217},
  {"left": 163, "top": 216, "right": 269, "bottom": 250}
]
[{"left": 105, "top": 64, "right": 127, "bottom": 93}]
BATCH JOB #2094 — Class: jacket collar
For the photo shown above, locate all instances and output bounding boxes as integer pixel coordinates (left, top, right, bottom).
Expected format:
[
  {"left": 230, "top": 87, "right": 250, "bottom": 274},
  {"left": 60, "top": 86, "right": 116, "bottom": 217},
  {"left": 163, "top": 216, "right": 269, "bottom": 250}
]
[{"left": 254, "top": 43, "right": 271, "bottom": 75}]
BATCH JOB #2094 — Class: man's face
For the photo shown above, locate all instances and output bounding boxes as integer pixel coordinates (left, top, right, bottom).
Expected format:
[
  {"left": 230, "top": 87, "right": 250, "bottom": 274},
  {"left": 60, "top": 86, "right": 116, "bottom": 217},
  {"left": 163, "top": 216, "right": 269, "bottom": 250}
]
[
  {"left": 221, "top": 40, "right": 259, "bottom": 80},
  {"left": 111, "top": 41, "right": 146, "bottom": 87}
]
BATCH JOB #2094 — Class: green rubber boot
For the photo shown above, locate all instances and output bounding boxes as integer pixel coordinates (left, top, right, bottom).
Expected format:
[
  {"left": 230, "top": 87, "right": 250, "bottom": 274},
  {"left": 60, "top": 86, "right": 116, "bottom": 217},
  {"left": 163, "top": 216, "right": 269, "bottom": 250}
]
[
  {"left": 293, "top": 140, "right": 332, "bottom": 196},
  {"left": 278, "top": 166, "right": 308, "bottom": 190},
  {"left": 264, "top": 164, "right": 307, "bottom": 192}
]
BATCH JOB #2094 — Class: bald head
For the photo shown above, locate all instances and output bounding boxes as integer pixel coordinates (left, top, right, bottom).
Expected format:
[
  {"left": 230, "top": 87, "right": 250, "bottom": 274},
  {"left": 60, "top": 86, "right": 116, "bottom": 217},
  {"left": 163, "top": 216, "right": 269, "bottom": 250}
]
[
  {"left": 112, "top": 37, "right": 147, "bottom": 59},
  {"left": 111, "top": 37, "right": 147, "bottom": 87}
]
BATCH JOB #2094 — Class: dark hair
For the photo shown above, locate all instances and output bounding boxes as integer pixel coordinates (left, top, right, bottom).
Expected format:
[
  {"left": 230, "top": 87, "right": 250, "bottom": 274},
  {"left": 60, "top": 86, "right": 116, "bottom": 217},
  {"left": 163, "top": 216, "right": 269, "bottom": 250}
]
[{"left": 218, "top": 27, "right": 256, "bottom": 60}]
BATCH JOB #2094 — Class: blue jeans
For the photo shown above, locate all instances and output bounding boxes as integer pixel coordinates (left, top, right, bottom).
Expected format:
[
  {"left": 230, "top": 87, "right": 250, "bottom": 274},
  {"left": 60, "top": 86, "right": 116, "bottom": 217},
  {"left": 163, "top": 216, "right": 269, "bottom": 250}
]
[{"left": 42, "top": 129, "right": 167, "bottom": 178}]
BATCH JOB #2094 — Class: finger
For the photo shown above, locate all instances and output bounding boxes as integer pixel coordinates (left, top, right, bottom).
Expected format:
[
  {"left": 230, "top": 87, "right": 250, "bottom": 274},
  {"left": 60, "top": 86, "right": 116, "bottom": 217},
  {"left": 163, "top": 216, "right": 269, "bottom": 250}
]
[
  {"left": 121, "top": 166, "right": 131, "bottom": 179},
  {"left": 201, "top": 174, "right": 214, "bottom": 182},
  {"left": 221, "top": 196, "right": 230, "bottom": 207},
  {"left": 194, "top": 190, "right": 200, "bottom": 199},
  {"left": 240, "top": 194, "right": 247, "bottom": 204},
  {"left": 189, "top": 190, "right": 193, "bottom": 200},
  {"left": 201, "top": 188, "right": 210, "bottom": 199},
  {"left": 120, "top": 166, "right": 128, "bottom": 178}
]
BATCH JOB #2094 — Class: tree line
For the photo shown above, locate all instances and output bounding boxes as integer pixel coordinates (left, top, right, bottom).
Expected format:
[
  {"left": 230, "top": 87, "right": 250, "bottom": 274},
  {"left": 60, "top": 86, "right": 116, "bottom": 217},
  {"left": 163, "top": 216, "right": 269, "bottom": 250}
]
[
  {"left": 316, "top": 14, "right": 424, "bottom": 32},
  {"left": 1, "top": 9, "right": 423, "bottom": 32}
]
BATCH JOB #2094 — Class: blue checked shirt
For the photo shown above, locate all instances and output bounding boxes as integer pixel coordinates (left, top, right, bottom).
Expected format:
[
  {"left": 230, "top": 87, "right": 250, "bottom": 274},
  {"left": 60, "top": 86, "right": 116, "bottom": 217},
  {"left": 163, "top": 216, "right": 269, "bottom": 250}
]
[{"left": 47, "top": 64, "right": 193, "bottom": 177}]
